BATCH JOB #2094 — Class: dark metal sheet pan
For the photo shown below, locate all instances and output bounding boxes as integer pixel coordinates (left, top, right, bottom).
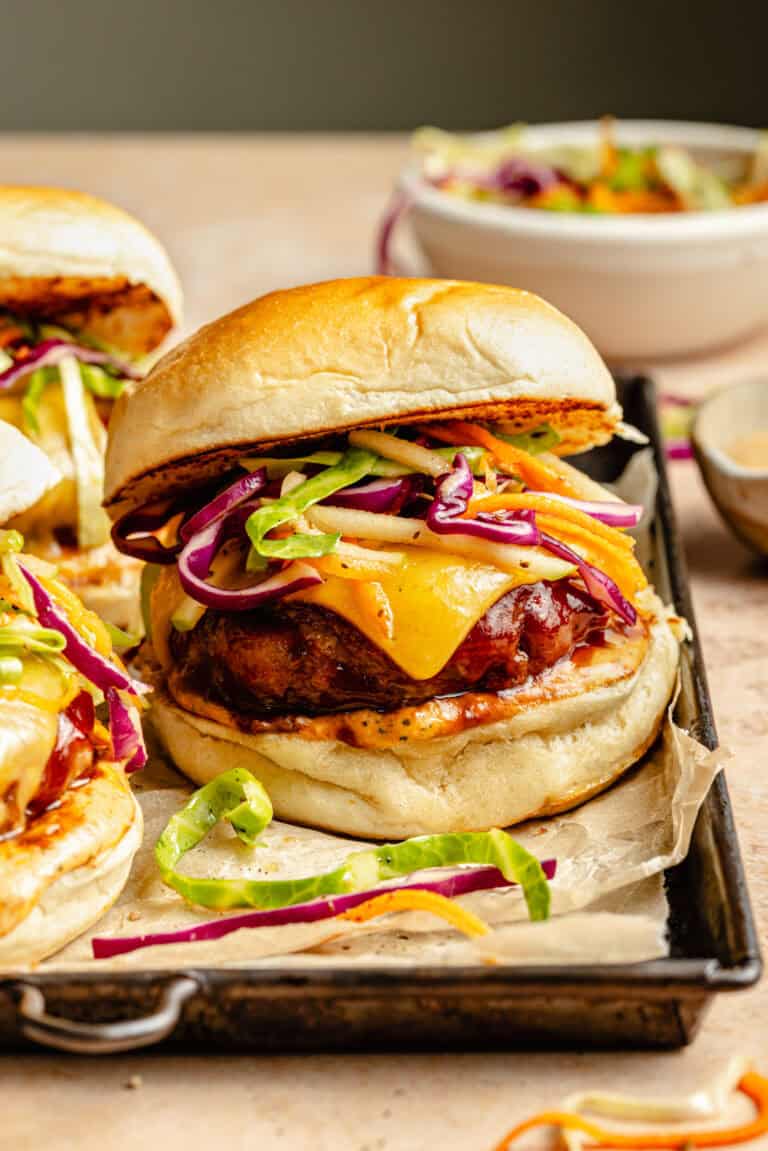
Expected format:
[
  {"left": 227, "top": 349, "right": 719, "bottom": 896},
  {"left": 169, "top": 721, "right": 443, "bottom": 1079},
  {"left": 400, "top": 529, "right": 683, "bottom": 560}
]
[{"left": 0, "top": 377, "right": 760, "bottom": 1053}]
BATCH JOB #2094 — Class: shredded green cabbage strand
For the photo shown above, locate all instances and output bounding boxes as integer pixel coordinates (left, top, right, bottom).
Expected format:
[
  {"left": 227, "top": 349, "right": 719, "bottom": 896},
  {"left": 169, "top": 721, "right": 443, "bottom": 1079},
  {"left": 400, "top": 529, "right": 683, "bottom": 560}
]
[
  {"left": 493, "top": 423, "right": 561, "bottom": 455},
  {"left": 59, "top": 356, "right": 112, "bottom": 549},
  {"left": 240, "top": 444, "right": 488, "bottom": 478},
  {"left": 0, "top": 530, "right": 34, "bottom": 613},
  {"left": 245, "top": 447, "right": 376, "bottom": 563},
  {"left": 155, "top": 768, "right": 552, "bottom": 921}
]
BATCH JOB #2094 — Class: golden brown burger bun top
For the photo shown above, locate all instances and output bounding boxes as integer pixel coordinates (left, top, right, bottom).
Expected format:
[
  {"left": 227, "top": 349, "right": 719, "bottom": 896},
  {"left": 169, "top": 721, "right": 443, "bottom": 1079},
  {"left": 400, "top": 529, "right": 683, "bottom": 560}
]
[
  {"left": 0, "top": 185, "right": 182, "bottom": 355},
  {"left": 104, "top": 277, "right": 620, "bottom": 512}
]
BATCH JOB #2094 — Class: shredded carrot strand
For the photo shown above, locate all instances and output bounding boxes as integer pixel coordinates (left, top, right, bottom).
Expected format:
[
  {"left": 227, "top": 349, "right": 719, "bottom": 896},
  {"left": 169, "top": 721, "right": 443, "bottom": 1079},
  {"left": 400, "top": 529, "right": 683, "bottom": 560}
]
[
  {"left": 463, "top": 495, "right": 646, "bottom": 596},
  {"left": 0, "top": 325, "right": 25, "bottom": 349},
  {"left": 533, "top": 515, "right": 647, "bottom": 595},
  {"left": 427, "top": 425, "right": 645, "bottom": 595},
  {"left": 528, "top": 185, "right": 583, "bottom": 210},
  {"left": 93, "top": 720, "right": 112, "bottom": 747},
  {"left": 618, "top": 189, "right": 681, "bottom": 214},
  {"left": 340, "top": 889, "right": 489, "bottom": 938},
  {"left": 599, "top": 115, "right": 618, "bottom": 179},
  {"left": 428, "top": 423, "right": 583, "bottom": 497},
  {"left": 427, "top": 423, "right": 476, "bottom": 447},
  {"left": 587, "top": 184, "right": 681, "bottom": 215},
  {"left": 492, "top": 1071, "right": 768, "bottom": 1151},
  {"left": 466, "top": 494, "right": 636, "bottom": 551},
  {"left": 733, "top": 181, "right": 768, "bottom": 206}
]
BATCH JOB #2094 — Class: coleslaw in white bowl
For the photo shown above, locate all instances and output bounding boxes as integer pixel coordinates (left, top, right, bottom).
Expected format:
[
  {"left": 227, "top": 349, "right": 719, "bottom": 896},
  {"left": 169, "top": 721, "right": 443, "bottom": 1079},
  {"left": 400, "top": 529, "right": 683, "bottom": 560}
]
[{"left": 384, "top": 121, "right": 768, "bottom": 360}]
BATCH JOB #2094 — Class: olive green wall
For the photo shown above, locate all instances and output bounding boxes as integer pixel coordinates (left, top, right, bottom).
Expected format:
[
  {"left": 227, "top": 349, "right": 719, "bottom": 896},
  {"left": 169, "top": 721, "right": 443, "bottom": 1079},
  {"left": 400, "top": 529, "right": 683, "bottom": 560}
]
[{"left": 2, "top": 0, "right": 766, "bottom": 130}]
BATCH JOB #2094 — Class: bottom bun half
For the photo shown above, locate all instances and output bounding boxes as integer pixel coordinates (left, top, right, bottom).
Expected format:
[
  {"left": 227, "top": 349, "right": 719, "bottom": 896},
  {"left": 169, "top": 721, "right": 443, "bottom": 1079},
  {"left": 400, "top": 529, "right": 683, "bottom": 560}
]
[
  {"left": 150, "top": 598, "right": 681, "bottom": 840},
  {"left": 0, "top": 764, "right": 142, "bottom": 967}
]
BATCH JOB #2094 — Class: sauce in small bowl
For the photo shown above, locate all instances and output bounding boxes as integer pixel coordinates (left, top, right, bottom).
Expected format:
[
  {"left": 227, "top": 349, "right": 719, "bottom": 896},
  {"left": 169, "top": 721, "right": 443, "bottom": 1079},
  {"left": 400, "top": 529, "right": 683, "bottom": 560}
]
[
  {"left": 725, "top": 430, "right": 768, "bottom": 471},
  {"left": 692, "top": 380, "right": 768, "bottom": 555}
]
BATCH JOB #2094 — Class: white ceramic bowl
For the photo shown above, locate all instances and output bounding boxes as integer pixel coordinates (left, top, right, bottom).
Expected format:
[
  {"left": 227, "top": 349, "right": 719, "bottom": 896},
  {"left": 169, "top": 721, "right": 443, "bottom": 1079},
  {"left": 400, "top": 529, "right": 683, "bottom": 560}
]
[
  {"left": 692, "top": 378, "right": 768, "bottom": 555},
  {"left": 400, "top": 121, "right": 768, "bottom": 361}
]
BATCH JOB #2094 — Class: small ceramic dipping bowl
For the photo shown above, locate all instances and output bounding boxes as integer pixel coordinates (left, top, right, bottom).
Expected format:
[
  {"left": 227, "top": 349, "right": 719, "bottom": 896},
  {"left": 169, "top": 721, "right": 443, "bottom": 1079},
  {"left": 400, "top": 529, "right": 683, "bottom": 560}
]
[{"left": 692, "top": 379, "right": 768, "bottom": 555}]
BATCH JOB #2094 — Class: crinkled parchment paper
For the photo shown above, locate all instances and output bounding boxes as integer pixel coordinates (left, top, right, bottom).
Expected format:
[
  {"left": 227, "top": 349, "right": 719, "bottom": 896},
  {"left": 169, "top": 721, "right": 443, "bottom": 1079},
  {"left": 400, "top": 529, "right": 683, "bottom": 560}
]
[
  {"left": 41, "top": 448, "right": 725, "bottom": 972},
  {"left": 40, "top": 691, "right": 723, "bottom": 972}
]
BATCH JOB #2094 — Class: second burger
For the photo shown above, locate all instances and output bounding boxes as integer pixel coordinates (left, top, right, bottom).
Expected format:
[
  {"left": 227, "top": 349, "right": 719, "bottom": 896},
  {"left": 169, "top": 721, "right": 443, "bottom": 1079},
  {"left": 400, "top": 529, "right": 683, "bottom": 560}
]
[{"left": 0, "top": 185, "right": 182, "bottom": 632}]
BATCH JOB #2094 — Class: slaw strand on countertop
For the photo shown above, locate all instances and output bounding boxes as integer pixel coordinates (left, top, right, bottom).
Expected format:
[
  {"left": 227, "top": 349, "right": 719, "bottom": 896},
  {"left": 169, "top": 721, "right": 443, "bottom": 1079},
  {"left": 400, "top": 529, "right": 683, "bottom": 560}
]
[{"left": 493, "top": 1069, "right": 768, "bottom": 1151}]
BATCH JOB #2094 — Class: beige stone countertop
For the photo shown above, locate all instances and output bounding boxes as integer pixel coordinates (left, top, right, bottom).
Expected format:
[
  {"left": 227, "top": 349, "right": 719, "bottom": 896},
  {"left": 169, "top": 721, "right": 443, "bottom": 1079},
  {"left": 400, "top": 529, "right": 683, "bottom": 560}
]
[{"left": 1, "top": 135, "right": 766, "bottom": 1150}]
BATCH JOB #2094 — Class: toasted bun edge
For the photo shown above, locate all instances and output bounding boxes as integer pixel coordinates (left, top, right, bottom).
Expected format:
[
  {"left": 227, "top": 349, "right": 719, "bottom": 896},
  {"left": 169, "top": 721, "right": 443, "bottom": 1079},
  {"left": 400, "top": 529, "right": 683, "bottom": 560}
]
[
  {"left": 0, "top": 185, "right": 182, "bottom": 355},
  {"left": 104, "top": 277, "right": 619, "bottom": 511}
]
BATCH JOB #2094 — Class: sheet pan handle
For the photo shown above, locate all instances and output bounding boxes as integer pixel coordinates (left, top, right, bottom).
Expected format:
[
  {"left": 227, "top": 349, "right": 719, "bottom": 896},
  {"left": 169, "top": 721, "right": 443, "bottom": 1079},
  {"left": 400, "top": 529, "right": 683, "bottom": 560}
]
[{"left": 11, "top": 976, "right": 198, "bottom": 1054}]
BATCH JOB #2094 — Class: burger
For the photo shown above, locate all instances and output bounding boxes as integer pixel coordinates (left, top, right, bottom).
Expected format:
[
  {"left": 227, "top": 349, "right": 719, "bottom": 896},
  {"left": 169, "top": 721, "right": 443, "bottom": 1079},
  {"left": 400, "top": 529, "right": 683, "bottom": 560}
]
[
  {"left": 105, "top": 277, "right": 680, "bottom": 840},
  {"left": 0, "top": 185, "right": 182, "bottom": 632},
  {"left": 0, "top": 421, "right": 144, "bottom": 965}
]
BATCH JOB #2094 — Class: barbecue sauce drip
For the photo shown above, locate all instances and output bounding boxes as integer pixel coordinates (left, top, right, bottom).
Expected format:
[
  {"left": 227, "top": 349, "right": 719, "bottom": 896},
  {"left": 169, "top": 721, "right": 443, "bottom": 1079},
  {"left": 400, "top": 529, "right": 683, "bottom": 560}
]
[{"left": 27, "top": 691, "right": 98, "bottom": 817}]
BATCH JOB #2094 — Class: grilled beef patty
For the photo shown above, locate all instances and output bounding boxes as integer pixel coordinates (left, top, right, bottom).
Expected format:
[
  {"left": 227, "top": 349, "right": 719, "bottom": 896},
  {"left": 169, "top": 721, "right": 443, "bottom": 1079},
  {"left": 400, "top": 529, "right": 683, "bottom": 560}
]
[{"left": 169, "top": 580, "right": 608, "bottom": 718}]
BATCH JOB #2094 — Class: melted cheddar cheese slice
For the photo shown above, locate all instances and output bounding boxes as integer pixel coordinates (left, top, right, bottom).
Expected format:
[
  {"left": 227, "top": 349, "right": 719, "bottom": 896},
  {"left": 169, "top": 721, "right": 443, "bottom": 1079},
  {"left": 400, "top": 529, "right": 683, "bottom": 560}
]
[
  {"left": 153, "top": 547, "right": 576, "bottom": 682},
  {"left": 293, "top": 546, "right": 553, "bottom": 680}
]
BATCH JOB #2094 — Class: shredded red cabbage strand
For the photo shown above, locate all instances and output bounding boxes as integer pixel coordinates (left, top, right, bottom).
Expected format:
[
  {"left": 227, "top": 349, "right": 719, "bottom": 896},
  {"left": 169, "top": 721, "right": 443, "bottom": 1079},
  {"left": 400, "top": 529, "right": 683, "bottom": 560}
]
[
  {"left": 539, "top": 533, "right": 637, "bottom": 625},
  {"left": 106, "top": 687, "right": 147, "bottom": 773},
  {"left": 19, "top": 564, "right": 148, "bottom": 696},
  {"left": 177, "top": 515, "right": 322, "bottom": 611},
  {"left": 179, "top": 470, "right": 267, "bottom": 542},
  {"left": 0, "top": 338, "right": 141, "bottom": 390},
  {"left": 526, "top": 491, "right": 643, "bottom": 528},
  {"left": 427, "top": 454, "right": 540, "bottom": 545},
  {"left": 92, "top": 858, "right": 557, "bottom": 959},
  {"left": 324, "top": 476, "right": 408, "bottom": 513}
]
